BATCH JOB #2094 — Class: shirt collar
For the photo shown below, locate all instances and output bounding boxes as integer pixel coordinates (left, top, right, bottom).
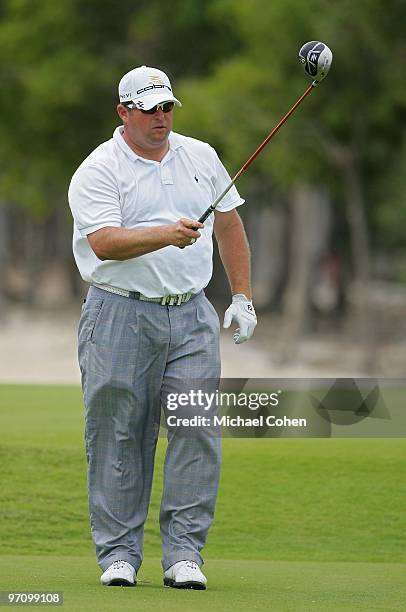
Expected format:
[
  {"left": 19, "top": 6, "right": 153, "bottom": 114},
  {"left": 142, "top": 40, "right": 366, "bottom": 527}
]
[{"left": 113, "top": 126, "right": 182, "bottom": 163}]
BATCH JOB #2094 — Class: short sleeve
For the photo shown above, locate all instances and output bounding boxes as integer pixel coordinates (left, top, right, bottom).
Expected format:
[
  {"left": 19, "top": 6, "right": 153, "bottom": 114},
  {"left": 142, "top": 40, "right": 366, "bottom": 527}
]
[
  {"left": 68, "top": 164, "right": 122, "bottom": 237},
  {"left": 211, "top": 149, "right": 245, "bottom": 213}
]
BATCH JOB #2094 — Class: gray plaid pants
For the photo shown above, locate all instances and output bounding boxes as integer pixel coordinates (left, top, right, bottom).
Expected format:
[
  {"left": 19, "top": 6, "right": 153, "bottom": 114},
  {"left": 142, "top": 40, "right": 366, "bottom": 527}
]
[{"left": 78, "top": 286, "right": 221, "bottom": 572}]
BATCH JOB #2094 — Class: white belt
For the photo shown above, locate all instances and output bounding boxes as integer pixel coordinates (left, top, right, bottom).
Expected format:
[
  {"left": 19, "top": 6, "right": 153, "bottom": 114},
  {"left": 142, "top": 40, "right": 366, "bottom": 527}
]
[{"left": 93, "top": 283, "right": 194, "bottom": 306}]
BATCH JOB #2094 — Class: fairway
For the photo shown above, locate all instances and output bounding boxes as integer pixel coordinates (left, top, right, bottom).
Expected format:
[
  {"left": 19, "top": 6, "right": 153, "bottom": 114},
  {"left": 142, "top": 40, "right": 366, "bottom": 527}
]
[
  {"left": 0, "top": 384, "right": 405, "bottom": 611},
  {"left": 0, "top": 556, "right": 404, "bottom": 611}
]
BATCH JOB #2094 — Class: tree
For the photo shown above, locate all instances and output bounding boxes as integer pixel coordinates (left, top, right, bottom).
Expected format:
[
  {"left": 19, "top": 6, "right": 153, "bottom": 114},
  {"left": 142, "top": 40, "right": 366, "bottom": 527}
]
[
  {"left": 173, "top": 0, "right": 406, "bottom": 367},
  {"left": 0, "top": 0, "right": 242, "bottom": 302},
  {"left": 0, "top": 0, "right": 242, "bottom": 215}
]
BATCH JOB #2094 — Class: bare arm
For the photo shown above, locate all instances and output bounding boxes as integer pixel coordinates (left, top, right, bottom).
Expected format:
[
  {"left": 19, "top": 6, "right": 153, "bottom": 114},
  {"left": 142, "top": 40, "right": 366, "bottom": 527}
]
[
  {"left": 214, "top": 209, "right": 252, "bottom": 300},
  {"left": 88, "top": 218, "right": 204, "bottom": 260}
]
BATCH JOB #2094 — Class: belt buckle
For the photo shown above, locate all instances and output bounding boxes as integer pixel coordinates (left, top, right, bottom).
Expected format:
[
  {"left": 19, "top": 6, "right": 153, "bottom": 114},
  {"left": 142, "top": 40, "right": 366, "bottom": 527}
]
[
  {"left": 160, "top": 294, "right": 185, "bottom": 306},
  {"left": 161, "top": 295, "right": 176, "bottom": 306}
]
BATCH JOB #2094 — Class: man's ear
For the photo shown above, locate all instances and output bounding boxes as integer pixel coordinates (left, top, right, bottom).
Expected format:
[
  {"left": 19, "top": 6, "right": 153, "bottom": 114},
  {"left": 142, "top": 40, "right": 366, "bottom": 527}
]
[{"left": 117, "top": 104, "right": 130, "bottom": 122}]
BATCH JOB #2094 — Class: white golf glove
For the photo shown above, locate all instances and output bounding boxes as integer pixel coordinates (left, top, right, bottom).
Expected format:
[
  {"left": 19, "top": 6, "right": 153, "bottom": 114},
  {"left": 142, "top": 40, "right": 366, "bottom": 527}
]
[{"left": 223, "top": 294, "right": 257, "bottom": 344}]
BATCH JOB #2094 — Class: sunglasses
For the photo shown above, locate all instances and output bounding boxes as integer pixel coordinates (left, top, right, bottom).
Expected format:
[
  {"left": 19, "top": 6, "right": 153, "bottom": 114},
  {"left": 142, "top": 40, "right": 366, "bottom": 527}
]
[{"left": 125, "top": 101, "right": 175, "bottom": 114}]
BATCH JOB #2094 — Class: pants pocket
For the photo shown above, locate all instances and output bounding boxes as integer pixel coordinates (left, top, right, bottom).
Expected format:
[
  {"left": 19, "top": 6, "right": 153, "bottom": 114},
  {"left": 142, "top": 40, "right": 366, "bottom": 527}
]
[{"left": 78, "top": 299, "right": 104, "bottom": 344}]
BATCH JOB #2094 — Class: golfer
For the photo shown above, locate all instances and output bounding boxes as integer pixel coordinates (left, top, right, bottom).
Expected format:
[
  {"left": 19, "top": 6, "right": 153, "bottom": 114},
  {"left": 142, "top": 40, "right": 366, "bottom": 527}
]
[{"left": 68, "top": 65, "right": 257, "bottom": 590}]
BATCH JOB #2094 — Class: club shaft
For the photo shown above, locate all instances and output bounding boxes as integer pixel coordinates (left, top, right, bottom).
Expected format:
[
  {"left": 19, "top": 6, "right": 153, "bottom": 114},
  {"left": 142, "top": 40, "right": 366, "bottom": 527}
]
[{"left": 198, "top": 82, "right": 314, "bottom": 223}]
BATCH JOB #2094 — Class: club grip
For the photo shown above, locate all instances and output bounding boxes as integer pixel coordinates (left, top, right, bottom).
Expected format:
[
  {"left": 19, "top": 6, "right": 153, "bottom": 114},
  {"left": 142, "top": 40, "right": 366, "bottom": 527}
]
[
  {"left": 179, "top": 224, "right": 200, "bottom": 250},
  {"left": 178, "top": 205, "right": 214, "bottom": 248},
  {"left": 198, "top": 205, "right": 215, "bottom": 224}
]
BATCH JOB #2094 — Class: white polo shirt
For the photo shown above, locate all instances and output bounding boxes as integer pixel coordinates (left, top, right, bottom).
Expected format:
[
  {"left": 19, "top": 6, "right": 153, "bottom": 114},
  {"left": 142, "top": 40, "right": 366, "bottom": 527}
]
[{"left": 68, "top": 127, "right": 244, "bottom": 296}]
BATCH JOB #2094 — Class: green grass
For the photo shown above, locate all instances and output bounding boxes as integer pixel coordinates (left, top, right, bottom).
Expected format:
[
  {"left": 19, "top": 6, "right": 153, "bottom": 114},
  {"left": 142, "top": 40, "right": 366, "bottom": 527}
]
[
  {"left": 0, "top": 384, "right": 405, "bottom": 610},
  {"left": 0, "top": 556, "right": 404, "bottom": 612}
]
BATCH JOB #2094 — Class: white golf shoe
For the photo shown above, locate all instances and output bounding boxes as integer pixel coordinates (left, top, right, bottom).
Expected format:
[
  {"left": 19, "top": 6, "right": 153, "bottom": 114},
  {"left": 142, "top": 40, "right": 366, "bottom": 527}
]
[
  {"left": 163, "top": 560, "right": 207, "bottom": 590},
  {"left": 100, "top": 560, "right": 136, "bottom": 586}
]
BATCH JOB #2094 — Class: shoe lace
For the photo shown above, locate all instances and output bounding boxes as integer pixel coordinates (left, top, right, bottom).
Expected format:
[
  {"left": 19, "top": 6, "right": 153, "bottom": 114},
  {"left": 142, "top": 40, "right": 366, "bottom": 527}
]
[
  {"left": 185, "top": 561, "right": 199, "bottom": 570},
  {"left": 112, "top": 560, "right": 126, "bottom": 570}
]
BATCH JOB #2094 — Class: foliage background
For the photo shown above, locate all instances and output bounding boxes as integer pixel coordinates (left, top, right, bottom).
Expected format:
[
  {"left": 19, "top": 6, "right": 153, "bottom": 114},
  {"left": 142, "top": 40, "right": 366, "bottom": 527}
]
[{"left": 0, "top": 0, "right": 405, "bottom": 370}]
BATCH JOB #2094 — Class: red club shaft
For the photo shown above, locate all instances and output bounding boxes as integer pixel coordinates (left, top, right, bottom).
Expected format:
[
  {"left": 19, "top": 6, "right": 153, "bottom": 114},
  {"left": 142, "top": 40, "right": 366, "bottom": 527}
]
[
  {"left": 233, "top": 83, "right": 314, "bottom": 180},
  {"left": 198, "top": 82, "right": 315, "bottom": 223}
]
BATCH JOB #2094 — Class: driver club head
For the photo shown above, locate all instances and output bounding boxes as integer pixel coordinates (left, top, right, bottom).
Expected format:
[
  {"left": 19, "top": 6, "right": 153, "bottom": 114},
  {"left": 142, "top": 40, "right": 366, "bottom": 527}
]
[{"left": 299, "top": 41, "right": 333, "bottom": 85}]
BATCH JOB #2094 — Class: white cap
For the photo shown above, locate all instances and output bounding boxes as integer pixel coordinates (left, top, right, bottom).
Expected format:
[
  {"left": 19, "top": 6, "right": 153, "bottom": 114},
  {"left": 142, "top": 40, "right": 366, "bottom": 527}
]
[{"left": 118, "top": 65, "right": 182, "bottom": 110}]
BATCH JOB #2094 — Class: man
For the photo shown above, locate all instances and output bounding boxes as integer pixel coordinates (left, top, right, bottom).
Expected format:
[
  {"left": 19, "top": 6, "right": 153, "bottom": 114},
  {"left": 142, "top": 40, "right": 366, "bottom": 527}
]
[{"left": 68, "top": 65, "right": 257, "bottom": 590}]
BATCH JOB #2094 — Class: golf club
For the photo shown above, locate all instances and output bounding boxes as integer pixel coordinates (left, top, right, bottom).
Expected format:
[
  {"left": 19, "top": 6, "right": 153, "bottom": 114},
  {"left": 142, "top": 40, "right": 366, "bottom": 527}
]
[{"left": 187, "top": 41, "right": 333, "bottom": 236}]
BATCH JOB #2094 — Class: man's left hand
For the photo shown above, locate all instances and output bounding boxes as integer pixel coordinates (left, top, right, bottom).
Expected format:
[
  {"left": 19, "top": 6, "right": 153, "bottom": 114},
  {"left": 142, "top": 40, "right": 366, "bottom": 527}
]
[{"left": 223, "top": 294, "right": 257, "bottom": 344}]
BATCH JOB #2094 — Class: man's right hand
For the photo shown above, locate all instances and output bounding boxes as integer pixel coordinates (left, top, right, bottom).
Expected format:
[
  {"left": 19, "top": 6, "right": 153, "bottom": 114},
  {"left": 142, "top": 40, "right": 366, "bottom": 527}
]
[
  {"left": 168, "top": 218, "right": 204, "bottom": 248},
  {"left": 86, "top": 219, "right": 204, "bottom": 261}
]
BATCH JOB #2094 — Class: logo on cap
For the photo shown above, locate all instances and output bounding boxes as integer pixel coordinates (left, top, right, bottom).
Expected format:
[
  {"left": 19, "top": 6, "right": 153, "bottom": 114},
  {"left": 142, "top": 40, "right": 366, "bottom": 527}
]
[{"left": 149, "top": 74, "right": 165, "bottom": 85}]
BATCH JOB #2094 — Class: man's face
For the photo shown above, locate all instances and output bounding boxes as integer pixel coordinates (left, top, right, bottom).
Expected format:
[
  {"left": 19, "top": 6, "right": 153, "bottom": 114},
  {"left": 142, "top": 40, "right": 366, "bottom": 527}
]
[{"left": 117, "top": 103, "right": 173, "bottom": 154}]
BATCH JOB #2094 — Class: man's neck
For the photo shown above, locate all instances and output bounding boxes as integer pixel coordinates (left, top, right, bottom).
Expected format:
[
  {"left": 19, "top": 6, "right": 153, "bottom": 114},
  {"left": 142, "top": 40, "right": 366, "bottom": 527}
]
[{"left": 122, "top": 129, "right": 169, "bottom": 162}]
